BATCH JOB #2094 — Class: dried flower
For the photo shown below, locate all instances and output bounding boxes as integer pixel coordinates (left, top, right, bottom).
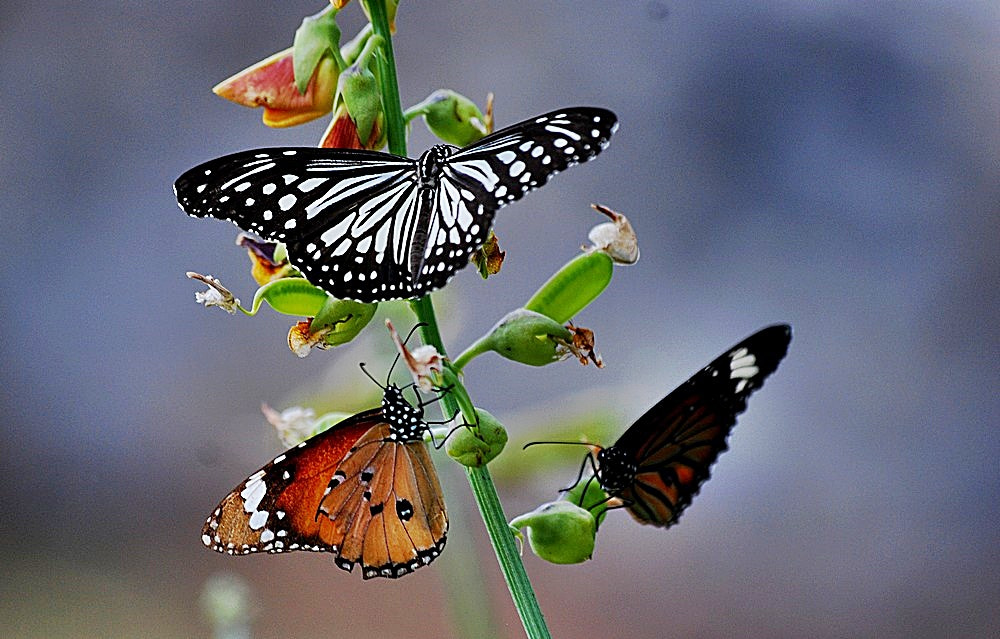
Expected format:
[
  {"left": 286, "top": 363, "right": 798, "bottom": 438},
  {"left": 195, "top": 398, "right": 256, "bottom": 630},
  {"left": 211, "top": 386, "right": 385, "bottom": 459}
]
[{"left": 187, "top": 272, "right": 240, "bottom": 314}]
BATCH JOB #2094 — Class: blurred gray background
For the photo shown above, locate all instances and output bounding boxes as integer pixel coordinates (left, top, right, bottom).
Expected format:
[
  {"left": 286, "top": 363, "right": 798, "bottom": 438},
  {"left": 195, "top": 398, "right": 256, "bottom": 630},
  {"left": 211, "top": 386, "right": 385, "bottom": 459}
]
[{"left": 1, "top": 1, "right": 997, "bottom": 637}]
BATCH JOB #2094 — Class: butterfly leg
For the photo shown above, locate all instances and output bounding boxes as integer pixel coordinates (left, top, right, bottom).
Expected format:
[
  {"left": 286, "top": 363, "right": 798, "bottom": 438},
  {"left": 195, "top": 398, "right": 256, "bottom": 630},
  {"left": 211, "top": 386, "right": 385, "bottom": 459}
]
[
  {"left": 415, "top": 383, "right": 453, "bottom": 410},
  {"left": 428, "top": 420, "right": 472, "bottom": 450},
  {"left": 589, "top": 497, "right": 630, "bottom": 531},
  {"left": 558, "top": 451, "right": 600, "bottom": 495}
]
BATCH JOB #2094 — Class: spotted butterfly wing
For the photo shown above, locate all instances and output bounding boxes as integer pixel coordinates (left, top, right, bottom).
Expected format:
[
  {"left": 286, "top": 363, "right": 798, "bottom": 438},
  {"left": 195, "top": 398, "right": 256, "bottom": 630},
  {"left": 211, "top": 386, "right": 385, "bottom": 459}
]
[
  {"left": 174, "top": 107, "right": 617, "bottom": 302},
  {"left": 315, "top": 422, "right": 447, "bottom": 577},
  {"left": 202, "top": 386, "right": 447, "bottom": 579},
  {"left": 594, "top": 325, "right": 791, "bottom": 527}
]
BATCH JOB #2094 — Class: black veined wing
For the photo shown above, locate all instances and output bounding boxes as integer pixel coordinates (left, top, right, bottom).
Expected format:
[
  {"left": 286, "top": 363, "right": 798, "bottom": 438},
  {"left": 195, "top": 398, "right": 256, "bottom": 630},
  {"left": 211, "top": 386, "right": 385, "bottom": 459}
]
[
  {"left": 174, "top": 107, "right": 617, "bottom": 302},
  {"left": 592, "top": 324, "right": 792, "bottom": 527},
  {"left": 202, "top": 384, "right": 447, "bottom": 579},
  {"left": 443, "top": 107, "right": 617, "bottom": 210}
]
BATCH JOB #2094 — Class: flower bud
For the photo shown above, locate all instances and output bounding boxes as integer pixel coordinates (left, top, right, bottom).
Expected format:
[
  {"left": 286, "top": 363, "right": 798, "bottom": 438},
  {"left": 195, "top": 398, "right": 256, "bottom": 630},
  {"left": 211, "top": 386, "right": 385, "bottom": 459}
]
[
  {"left": 336, "top": 62, "right": 382, "bottom": 147},
  {"left": 480, "top": 308, "right": 574, "bottom": 366},
  {"left": 446, "top": 408, "right": 507, "bottom": 468},
  {"left": 320, "top": 103, "right": 385, "bottom": 149},
  {"left": 292, "top": 6, "right": 343, "bottom": 94},
  {"left": 523, "top": 251, "right": 613, "bottom": 324},
  {"left": 310, "top": 296, "right": 377, "bottom": 344},
  {"left": 509, "top": 501, "right": 596, "bottom": 564},
  {"left": 358, "top": 0, "right": 399, "bottom": 33},
  {"left": 410, "top": 89, "right": 490, "bottom": 147}
]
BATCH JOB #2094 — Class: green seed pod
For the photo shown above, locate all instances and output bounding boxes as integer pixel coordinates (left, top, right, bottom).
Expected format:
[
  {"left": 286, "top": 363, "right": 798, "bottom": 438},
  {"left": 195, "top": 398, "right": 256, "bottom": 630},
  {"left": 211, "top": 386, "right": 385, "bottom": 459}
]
[
  {"left": 480, "top": 308, "right": 573, "bottom": 366},
  {"left": 562, "top": 478, "right": 611, "bottom": 529},
  {"left": 410, "top": 89, "right": 488, "bottom": 147},
  {"left": 524, "top": 251, "right": 614, "bottom": 323},
  {"left": 446, "top": 408, "right": 507, "bottom": 467},
  {"left": 249, "top": 278, "right": 330, "bottom": 316},
  {"left": 311, "top": 296, "right": 377, "bottom": 347},
  {"left": 509, "top": 500, "right": 596, "bottom": 564}
]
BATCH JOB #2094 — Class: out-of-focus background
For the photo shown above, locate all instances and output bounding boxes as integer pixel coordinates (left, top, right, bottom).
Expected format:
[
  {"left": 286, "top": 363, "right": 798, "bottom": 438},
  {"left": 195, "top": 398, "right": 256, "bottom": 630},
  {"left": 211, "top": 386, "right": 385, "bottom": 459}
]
[{"left": 2, "top": 1, "right": 997, "bottom": 637}]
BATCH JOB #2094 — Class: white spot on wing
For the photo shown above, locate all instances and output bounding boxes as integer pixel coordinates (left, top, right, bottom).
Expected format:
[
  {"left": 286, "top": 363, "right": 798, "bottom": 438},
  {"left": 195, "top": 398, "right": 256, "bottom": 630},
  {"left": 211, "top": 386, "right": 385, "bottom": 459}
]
[{"left": 248, "top": 509, "right": 269, "bottom": 530}]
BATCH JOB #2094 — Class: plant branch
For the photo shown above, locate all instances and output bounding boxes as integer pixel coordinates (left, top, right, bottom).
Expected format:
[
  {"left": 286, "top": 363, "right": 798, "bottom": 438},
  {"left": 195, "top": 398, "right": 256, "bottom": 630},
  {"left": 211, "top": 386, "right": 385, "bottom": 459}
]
[{"left": 368, "top": 4, "right": 550, "bottom": 635}]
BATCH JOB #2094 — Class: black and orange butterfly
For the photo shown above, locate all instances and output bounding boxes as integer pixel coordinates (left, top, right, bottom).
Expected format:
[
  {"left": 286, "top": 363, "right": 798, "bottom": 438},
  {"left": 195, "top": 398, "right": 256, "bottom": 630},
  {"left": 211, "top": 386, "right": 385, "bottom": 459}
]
[
  {"left": 531, "top": 324, "right": 791, "bottom": 528},
  {"left": 201, "top": 379, "right": 448, "bottom": 579}
]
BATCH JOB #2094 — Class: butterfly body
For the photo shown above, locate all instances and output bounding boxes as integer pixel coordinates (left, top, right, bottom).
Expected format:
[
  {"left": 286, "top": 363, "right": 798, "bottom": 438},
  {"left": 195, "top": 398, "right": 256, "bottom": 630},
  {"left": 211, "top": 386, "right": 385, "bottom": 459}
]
[
  {"left": 586, "top": 325, "right": 792, "bottom": 528},
  {"left": 175, "top": 107, "right": 618, "bottom": 302},
  {"left": 202, "top": 383, "right": 447, "bottom": 579}
]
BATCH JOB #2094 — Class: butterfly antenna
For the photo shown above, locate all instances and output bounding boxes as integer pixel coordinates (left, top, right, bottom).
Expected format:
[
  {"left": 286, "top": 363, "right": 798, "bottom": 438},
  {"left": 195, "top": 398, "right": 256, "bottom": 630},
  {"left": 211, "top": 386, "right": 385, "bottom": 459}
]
[
  {"left": 522, "top": 440, "right": 598, "bottom": 450},
  {"left": 359, "top": 362, "right": 387, "bottom": 391},
  {"left": 557, "top": 450, "right": 600, "bottom": 495}
]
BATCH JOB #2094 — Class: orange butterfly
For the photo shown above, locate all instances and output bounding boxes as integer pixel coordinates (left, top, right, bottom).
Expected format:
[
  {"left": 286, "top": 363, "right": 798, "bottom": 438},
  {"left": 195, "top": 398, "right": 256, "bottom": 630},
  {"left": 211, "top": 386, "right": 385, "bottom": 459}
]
[{"left": 202, "top": 383, "right": 448, "bottom": 579}]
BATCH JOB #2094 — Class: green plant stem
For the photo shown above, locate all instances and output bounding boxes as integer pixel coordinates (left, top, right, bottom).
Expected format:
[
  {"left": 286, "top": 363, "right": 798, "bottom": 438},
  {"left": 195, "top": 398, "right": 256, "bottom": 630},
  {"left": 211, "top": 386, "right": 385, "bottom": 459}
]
[
  {"left": 452, "top": 334, "right": 493, "bottom": 372},
  {"left": 409, "top": 299, "right": 551, "bottom": 639},
  {"left": 366, "top": 0, "right": 405, "bottom": 157},
  {"left": 368, "top": 4, "right": 550, "bottom": 636}
]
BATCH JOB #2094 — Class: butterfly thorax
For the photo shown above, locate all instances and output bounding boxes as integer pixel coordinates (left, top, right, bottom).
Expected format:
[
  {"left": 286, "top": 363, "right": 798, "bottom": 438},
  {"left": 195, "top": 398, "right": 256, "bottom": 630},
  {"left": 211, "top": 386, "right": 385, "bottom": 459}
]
[
  {"left": 596, "top": 446, "right": 638, "bottom": 493},
  {"left": 416, "top": 145, "right": 457, "bottom": 188},
  {"left": 382, "top": 384, "right": 428, "bottom": 443}
]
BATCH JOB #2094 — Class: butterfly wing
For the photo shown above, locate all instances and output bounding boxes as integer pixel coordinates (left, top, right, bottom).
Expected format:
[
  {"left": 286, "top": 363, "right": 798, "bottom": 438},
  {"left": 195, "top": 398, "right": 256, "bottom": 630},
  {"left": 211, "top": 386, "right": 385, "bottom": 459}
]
[
  {"left": 611, "top": 324, "right": 792, "bottom": 527},
  {"left": 316, "top": 423, "right": 448, "bottom": 579},
  {"left": 283, "top": 179, "right": 428, "bottom": 301},
  {"left": 443, "top": 107, "right": 617, "bottom": 210},
  {"left": 175, "top": 148, "right": 420, "bottom": 302},
  {"left": 202, "top": 408, "right": 381, "bottom": 555},
  {"left": 399, "top": 107, "right": 618, "bottom": 298}
]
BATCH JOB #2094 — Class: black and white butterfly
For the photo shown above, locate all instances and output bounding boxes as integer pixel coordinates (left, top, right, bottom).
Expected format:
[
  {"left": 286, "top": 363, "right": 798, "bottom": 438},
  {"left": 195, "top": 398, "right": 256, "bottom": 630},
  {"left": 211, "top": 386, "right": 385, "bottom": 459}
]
[{"left": 174, "top": 107, "right": 618, "bottom": 302}]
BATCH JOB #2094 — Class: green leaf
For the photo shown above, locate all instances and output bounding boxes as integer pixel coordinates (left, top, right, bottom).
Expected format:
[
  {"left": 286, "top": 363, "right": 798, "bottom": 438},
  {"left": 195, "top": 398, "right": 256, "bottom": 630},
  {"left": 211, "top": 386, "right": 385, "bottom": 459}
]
[{"left": 292, "top": 6, "right": 342, "bottom": 94}]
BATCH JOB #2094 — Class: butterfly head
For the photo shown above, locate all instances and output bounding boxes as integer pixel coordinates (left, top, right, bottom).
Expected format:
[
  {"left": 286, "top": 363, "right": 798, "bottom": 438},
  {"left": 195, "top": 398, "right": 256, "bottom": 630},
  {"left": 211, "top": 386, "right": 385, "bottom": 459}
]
[
  {"left": 595, "top": 445, "right": 638, "bottom": 494},
  {"left": 417, "top": 145, "right": 457, "bottom": 186},
  {"left": 382, "top": 384, "right": 427, "bottom": 442}
]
